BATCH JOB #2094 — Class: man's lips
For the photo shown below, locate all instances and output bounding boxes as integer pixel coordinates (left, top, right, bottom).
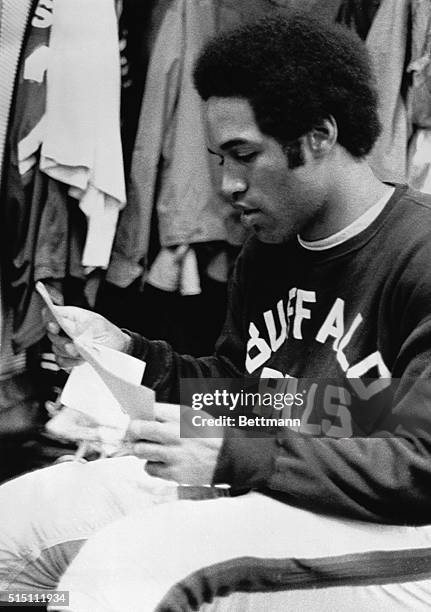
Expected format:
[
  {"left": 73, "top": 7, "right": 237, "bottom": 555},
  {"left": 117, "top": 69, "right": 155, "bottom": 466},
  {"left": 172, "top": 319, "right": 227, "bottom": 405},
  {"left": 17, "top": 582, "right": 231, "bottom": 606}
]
[
  {"left": 234, "top": 202, "right": 260, "bottom": 215},
  {"left": 239, "top": 208, "right": 261, "bottom": 226},
  {"left": 231, "top": 203, "right": 261, "bottom": 226}
]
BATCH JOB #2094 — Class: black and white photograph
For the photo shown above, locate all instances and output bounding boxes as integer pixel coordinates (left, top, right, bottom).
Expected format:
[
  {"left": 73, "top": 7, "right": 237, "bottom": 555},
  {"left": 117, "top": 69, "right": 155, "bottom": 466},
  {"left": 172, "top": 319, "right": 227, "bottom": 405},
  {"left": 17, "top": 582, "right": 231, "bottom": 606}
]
[{"left": 1, "top": 0, "right": 431, "bottom": 610}]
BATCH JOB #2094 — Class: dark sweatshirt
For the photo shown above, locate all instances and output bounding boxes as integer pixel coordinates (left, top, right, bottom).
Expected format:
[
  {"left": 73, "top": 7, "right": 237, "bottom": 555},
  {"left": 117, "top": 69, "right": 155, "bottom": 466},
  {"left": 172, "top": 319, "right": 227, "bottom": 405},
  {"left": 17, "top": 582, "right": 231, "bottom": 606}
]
[{"left": 128, "top": 184, "right": 431, "bottom": 525}]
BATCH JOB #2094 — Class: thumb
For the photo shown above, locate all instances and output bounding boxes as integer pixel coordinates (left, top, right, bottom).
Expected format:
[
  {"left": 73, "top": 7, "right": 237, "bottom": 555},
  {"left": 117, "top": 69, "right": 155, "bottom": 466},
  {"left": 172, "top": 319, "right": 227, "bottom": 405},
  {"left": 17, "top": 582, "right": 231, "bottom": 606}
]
[{"left": 51, "top": 305, "right": 93, "bottom": 338}]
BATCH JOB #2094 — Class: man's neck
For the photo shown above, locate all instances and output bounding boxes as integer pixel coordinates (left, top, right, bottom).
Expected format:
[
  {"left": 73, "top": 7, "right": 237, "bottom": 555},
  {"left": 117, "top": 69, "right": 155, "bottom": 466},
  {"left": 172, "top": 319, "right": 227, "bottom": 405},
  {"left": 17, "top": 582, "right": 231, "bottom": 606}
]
[{"left": 302, "top": 158, "right": 391, "bottom": 241}]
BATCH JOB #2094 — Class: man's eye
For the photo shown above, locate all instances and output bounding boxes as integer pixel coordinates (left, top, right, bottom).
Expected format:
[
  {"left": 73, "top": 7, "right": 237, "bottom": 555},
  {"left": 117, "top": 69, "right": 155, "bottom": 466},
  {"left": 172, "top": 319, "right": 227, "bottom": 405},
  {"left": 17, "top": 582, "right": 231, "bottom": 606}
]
[{"left": 233, "top": 152, "right": 256, "bottom": 163}]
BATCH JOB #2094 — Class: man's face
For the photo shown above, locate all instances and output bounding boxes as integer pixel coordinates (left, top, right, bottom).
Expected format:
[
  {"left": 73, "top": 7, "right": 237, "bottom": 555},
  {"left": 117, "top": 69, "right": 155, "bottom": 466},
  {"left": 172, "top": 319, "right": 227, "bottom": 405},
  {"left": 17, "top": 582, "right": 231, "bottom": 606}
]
[{"left": 206, "top": 97, "right": 327, "bottom": 243}]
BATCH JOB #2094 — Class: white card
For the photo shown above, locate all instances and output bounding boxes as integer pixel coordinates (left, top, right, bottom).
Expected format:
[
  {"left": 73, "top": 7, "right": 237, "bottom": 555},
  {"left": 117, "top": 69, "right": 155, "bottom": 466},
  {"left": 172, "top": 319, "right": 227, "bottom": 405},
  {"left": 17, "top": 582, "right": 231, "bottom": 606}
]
[
  {"left": 61, "top": 363, "right": 131, "bottom": 428},
  {"left": 61, "top": 339, "right": 154, "bottom": 423}
]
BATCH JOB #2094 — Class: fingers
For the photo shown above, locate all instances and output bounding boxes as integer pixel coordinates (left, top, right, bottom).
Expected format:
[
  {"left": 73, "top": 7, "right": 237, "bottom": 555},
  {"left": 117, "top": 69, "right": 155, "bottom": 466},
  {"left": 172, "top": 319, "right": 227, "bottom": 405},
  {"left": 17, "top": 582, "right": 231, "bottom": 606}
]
[
  {"left": 127, "top": 417, "right": 181, "bottom": 475},
  {"left": 145, "top": 461, "right": 172, "bottom": 480},
  {"left": 127, "top": 419, "right": 179, "bottom": 445},
  {"left": 44, "top": 306, "right": 88, "bottom": 370},
  {"left": 132, "top": 442, "right": 172, "bottom": 463},
  {"left": 41, "top": 284, "right": 64, "bottom": 306},
  {"left": 42, "top": 307, "right": 56, "bottom": 328},
  {"left": 43, "top": 305, "right": 94, "bottom": 338},
  {"left": 46, "top": 320, "right": 60, "bottom": 335},
  {"left": 47, "top": 330, "right": 82, "bottom": 370},
  {"left": 49, "top": 334, "right": 80, "bottom": 357},
  {"left": 53, "top": 356, "right": 80, "bottom": 371},
  {"left": 50, "top": 354, "right": 81, "bottom": 371},
  {"left": 154, "top": 403, "right": 181, "bottom": 423}
]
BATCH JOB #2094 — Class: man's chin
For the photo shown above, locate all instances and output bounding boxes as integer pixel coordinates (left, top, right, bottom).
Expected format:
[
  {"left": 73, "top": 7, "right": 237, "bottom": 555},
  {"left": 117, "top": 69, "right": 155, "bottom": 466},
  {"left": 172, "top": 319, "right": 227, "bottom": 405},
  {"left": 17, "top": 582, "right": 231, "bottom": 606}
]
[{"left": 253, "top": 225, "right": 294, "bottom": 244}]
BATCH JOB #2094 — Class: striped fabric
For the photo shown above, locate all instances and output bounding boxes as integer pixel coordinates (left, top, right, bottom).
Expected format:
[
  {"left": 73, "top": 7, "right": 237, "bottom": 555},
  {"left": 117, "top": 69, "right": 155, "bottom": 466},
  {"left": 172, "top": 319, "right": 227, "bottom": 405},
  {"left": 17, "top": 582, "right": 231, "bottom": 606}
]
[
  {"left": 0, "top": 0, "right": 32, "bottom": 360},
  {"left": 0, "top": 0, "right": 33, "bottom": 184},
  {"left": 158, "top": 548, "right": 431, "bottom": 610},
  {"left": 0, "top": 293, "right": 27, "bottom": 379},
  {"left": 54, "top": 492, "right": 431, "bottom": 612}
]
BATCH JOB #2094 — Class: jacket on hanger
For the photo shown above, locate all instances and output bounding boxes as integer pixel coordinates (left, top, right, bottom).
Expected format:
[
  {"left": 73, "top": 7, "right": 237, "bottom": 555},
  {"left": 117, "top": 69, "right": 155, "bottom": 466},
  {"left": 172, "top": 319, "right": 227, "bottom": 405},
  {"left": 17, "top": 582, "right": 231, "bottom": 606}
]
[
  {"left": 1, "top": 0, "right": 90, "bottom": 352},
  {"left": 107, "top": 0, "right": 236, "bottom": 288},
  {"left": 0, "top": 0, "right": 33, "bottom": 354},
  {"left": 40, "top": 0, "right": 126, "bottom": 269},
  {"left": 366, "top": 0, "right": 409, "bottom": 183},
  {"left": 336, "top": 0, "right": 382, "bottom": 39},
  {"left": 0, "top": 0, "right": 34, "bottom": 186},
  {"left": 407, "top": 0, "right": 431, "bottom": 194}
]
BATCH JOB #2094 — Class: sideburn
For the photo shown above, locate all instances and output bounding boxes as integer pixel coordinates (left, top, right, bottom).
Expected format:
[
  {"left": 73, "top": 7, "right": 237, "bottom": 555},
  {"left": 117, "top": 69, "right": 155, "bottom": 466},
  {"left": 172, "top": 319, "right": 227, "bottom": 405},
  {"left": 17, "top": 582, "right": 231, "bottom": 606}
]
[{"left": 283, "top": 139, "right": 305, "bottom": 169}]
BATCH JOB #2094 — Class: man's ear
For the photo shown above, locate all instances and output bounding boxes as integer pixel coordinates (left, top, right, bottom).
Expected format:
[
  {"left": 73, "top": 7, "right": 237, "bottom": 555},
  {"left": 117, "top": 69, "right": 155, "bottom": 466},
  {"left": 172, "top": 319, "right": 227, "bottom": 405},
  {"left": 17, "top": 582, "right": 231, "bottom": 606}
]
[{"left": 306, "top": 116, "right": 338, "bottom": 157}]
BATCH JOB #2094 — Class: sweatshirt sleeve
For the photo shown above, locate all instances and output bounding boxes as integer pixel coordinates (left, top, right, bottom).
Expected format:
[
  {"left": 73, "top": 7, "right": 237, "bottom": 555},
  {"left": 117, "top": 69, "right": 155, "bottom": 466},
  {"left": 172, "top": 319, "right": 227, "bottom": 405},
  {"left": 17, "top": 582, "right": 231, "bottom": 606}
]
[{"left": 213, "top": 314, "right": 431, "bottom": 526}]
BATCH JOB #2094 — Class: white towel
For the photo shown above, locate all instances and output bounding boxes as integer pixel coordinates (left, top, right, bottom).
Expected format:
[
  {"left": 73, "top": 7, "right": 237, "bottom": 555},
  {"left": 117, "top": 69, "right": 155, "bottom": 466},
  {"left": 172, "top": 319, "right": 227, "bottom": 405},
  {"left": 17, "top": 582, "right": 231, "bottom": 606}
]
[
  {"left": 147, "top": 246, "right": 202, "bottom": 296},
  {"left": 40, "top": 0, "right": 126, "bottom": 268}
]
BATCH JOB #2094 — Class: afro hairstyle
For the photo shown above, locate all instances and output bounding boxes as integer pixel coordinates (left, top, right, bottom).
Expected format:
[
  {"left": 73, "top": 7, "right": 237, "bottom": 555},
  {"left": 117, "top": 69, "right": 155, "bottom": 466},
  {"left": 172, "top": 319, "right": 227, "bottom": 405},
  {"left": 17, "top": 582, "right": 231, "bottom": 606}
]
[{"left": 193, "top": 12, "right": 381, "bottom": 158}]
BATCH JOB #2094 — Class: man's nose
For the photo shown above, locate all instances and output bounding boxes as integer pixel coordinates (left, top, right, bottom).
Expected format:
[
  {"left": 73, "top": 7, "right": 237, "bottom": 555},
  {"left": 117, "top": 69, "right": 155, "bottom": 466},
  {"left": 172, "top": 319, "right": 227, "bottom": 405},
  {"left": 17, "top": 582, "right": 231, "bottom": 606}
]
[{"left": 220, "top": 173, "right": 247, "bottom": 202}]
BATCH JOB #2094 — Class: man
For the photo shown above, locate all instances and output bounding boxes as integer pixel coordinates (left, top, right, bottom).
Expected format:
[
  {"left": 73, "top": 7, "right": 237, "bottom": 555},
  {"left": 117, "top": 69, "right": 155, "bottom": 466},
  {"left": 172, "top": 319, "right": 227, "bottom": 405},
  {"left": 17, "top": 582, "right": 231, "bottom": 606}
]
[{"left": 2, "top": 12, "right": 431, "bottom": 611}]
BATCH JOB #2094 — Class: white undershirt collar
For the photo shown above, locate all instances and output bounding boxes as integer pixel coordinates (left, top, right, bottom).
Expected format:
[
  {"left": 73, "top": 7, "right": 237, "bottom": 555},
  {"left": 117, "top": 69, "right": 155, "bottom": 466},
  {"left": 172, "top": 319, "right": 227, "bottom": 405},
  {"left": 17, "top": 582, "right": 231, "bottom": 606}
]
[{"left": 298, "top": 187, "right": 395, "bottom": 251}]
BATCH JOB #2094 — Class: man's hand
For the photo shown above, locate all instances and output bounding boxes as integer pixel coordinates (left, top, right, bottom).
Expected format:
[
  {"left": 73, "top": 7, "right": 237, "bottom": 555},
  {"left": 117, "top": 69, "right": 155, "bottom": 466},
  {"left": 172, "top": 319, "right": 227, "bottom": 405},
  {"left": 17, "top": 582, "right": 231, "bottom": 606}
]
[
  {"left": 127, "top": 403, "right": 224, "bottom": 485},
  {"left": 43, "top": 306, "right": 132, "bottom": 370}
]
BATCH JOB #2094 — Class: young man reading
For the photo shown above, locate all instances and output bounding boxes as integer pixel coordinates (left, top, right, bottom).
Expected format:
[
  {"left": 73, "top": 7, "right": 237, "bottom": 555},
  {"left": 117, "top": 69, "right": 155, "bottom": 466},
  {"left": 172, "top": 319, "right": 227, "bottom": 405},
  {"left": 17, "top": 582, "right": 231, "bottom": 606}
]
[{"left": 2, "top": 13, "right": 431, "bottom": 611}]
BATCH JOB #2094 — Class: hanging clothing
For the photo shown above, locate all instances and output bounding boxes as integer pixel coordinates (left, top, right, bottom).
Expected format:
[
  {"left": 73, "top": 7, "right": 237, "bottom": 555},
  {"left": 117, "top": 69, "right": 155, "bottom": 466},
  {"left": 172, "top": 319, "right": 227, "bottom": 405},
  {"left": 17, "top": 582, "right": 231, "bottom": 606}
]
[
  {"left": 106, "top": 0, "right": 238, "bottom": 289},
  {"left": 217, "top": 0, "right": 321, "bottom": 33},
  {"left": 146, "top": 246, "right": 201, "bottom": 296},
  {"left": 0, "top": 0, "right": 34, "bottom": 353},
  {"left": 365, "top": 0, "right": 409, "bottom": 183},
  {"left": 336, "top": 0, "right": 382, "bottom": 40},
  {"left": 0, "top": 0, "right": 50, "bottom": 434},
  {"left": 116, "top": 0, "right": 155, "bottom": 177},
  {"left": 2, "top": 165, "right": 87, "bottom": 353},
  {"left": 407, "top": 0, "right": 431, "bottom": 194},
  {"left": 0, "top": 309, "right": 26, "bottom": 380},
  {"left": 0, "top": 0, "right": 70, "bottom": 352},
  {"left": 8, "top": 0, "right": 51, "bottom": 179},
  {"left": 408, "top": 130, "right": 431, "bottom": 193},
  {"left": 1, "top": 0, "right": 124, "bottom": 351},
  {"left": 308, "top": 0, "right": 344, "bottom": 22},
  {"left": 407, "top": 0, "right": 431, "bottom": 130},
  {"left": 40, "top": 0, "right": 126, "bottom": 269},
  {"left": 0, "top": 0, "right": 34, "bottom": 187}
]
